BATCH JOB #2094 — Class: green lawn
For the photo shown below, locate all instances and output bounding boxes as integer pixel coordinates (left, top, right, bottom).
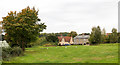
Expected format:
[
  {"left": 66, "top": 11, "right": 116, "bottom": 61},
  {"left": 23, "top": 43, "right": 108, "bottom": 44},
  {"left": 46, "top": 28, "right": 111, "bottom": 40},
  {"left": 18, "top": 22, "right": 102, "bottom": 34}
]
[
  {"left": 3, "top": 43, "right": 118, "bottom": 63},
  {"left": 0, "top": 61, "right": 2, "bottom": 65}
]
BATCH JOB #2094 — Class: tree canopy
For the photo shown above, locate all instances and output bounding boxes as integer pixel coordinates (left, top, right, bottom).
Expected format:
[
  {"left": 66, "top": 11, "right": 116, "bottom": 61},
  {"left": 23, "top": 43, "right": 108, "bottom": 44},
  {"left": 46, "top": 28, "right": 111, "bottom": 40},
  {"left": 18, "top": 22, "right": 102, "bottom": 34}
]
[
  {"left": 2, "top": 6, "right": 47, "bottom": 51},
  {"left": 110, "top": 28, "right": 118, "bottom": 43},
  {"left": 89, "top": 26, "right": 102, "bottom": 44},
  {"left": 46, "top": 33, "right": 58, "bottom": 43},
  {"left": 68, "top": 31, "right": 77, "bottom": 38},
  {"left": 101, "top": 28, "right": 106, "bottom": 43}
]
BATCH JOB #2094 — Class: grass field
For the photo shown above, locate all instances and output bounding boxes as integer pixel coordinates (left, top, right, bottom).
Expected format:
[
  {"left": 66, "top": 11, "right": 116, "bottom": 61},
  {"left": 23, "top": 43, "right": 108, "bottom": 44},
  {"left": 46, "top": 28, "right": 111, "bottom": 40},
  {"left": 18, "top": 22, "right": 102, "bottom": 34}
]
[
  {"left": 3, "top": 43, "right": 118, "bottom": 63},
  {"left": 0, "top": 61, "right": 2, "bottom": 65}
]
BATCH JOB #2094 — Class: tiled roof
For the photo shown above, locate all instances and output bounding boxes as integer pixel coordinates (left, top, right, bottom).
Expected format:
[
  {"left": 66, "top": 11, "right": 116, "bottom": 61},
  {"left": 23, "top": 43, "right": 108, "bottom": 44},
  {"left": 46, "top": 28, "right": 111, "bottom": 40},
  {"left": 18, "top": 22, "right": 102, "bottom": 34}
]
[
  {"left": 58, "top": 37, "right": 62, "bottom": 41},
  {"left": 106, "top": 33, "right": 111, "bottom": 35},
  {"left": 58, "top": 36, "right": 71, "bottom": 42}
]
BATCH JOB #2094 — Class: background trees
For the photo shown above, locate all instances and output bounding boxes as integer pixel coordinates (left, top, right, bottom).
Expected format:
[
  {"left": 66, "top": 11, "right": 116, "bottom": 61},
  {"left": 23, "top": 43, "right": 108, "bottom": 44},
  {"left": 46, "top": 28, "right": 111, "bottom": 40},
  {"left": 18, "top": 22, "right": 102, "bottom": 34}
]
[
  {"left": 45, "top": 33, "right": 59, "bottom": 45},
  {"left": 46, "top": 33, "right": 58, "bottom": 43},
  {"left": 2, "top": 6, "right": 47, "bottom": 51},
  {"left": 89, "top": 26, "right": 102, "bottom": 44},
  {"left": 89, "top": 26, "right": 119, "bottom": 44},
  {"left": 101, "top": 28, "right": 106, "bottom": 43},
  {"left": 104, "top": 34, "right": 110, "bottom": 43},
  {"left": 68, "top": 31, "right": 77, "bottom": 38},
  {"left": 55, "top": 32, "right": 69, "bottom": 36},
  {"left": 110, "top": 28, "right": 118, "bottom": 43},
  {"left": 118, "top": 33, "right": 120, "bottom": 43}
]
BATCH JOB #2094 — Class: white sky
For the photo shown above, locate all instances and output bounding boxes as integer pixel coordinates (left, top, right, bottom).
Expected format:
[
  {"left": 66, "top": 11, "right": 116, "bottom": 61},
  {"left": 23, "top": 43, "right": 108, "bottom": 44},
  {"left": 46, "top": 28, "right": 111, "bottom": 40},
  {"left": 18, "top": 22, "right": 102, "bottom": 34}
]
[{"left": 0, "top": 0, "right": 119, "bottom": 34}]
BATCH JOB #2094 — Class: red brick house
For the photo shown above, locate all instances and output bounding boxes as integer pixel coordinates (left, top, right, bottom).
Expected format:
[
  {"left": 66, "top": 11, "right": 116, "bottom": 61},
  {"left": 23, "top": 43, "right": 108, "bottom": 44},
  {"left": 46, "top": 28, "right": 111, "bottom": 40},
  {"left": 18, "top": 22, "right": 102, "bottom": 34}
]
[{"left": 58, "top": 36, "right": 73, "bottom": 45}]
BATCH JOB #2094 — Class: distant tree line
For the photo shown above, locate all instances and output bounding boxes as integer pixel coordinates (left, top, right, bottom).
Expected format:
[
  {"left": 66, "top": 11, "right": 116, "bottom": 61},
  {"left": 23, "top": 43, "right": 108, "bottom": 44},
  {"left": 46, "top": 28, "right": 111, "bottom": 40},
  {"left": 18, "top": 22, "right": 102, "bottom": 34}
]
[
  {"left": 46, "top": 33, "right": 58, "bottom": 42},
  {"left": 89, "top": 26, "right": 119, "bottom": 45},
  {"left": 39, "top": 31, "right": 78, "bottom": 44},
  {"left": 39, "top": 31, "right": 77, "bottom": 38}
]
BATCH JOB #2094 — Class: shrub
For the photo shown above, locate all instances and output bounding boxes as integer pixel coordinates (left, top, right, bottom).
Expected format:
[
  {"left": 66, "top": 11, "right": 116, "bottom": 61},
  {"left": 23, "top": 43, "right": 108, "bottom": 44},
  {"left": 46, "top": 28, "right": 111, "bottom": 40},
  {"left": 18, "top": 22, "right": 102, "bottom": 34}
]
[
  {"left": 53, "top": 42, "right": 58, "bottom": 46},
  {"left": 2, "top": 47, "right": 23, "bottom": 61},
  {"left": 86, "top": 42, "right": 89, "bottom": 45},
  {"left": 2, "top": 47, "right": 12, "bottom": 61},
  {"left": 27, "top": 37, "right": 47, "bottom": 47},
  {"left": 9, "top": 43, "right": 20, "bottom": 48},
  {"left": 26, "top": 43, "right": 34, "bottom": 48},
  {"left": 11, "top": 47, "right": 23, "bottom": 56},
  {"left": 2, "top": 50, "right": 10, "bottom": 61}
]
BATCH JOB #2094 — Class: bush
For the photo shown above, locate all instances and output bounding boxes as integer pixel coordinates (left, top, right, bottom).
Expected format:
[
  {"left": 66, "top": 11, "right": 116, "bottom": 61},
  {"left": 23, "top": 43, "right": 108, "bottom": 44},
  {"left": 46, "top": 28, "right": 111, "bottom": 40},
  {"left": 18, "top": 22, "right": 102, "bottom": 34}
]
[
  {"left": 2, "top": 51, "right": 10, "bottom": 61},
  {"left": 2, "top": 47, "right": 23, "bottom": 61},
  {"left": 86, "top": 42, "right": 89, "bottom": 45},
  {"left": 9, "top": 43, "right": 20, "bottom": 48},
  {"left": 11, "top": 47, "right": 23, "bottom": 56},
  {"left": 26, "top": 43, "right": 33, "bottom": 48},
  {"left": 53, "top": 42, "right": 58, "bottom": 46},
  {"left": 27, "top": 36, "right": 58, "bottom": 47},
  {"left": 27, "top": 37, "right": 47, "bottom": 47},
  {"left": 2, "top": 47, "right": 12, "bottom": 61}
]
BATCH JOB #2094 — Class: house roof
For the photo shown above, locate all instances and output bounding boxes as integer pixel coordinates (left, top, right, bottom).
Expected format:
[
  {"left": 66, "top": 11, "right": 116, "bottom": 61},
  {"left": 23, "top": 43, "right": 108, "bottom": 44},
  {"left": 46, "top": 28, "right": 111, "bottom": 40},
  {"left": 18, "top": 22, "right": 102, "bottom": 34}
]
[
  {"left": 74, "top": 35, "right": 90, "bottom": 39},
  {"left": 58, "top": 36, "right": 71, "bottom": 42},
  {"left": 106, "top": 33, "right": 111, "bottom": 35}
]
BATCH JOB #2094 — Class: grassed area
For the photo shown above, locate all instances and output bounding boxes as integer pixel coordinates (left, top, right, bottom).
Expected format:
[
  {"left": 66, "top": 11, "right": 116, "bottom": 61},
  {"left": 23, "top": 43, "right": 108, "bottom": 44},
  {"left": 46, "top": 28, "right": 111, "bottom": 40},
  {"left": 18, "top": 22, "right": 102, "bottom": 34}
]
[
  {"left": 0, "top": 61, "right": 2, "bottom": 65},
  {"left": 3, "top": 43, "right": 118, "bottom": 63}
]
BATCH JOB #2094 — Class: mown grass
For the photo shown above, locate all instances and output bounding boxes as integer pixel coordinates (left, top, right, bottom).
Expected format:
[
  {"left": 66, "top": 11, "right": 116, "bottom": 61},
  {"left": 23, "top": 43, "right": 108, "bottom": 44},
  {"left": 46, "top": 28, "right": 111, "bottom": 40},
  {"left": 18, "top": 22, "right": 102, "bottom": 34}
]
[
  {"left": 3, "top": 43, "right": 118, "bottom": 63},
  {"left": 0, "top": 61, "right": 2, "bottom": 65}
]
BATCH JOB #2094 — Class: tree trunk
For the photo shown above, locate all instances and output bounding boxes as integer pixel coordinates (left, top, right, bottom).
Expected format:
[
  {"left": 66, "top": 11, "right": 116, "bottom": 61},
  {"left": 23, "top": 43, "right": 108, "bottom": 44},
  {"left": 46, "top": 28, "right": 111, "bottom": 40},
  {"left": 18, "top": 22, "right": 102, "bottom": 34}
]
[{"left": 22, "top": 41, "right": 25, "bottom": 51}]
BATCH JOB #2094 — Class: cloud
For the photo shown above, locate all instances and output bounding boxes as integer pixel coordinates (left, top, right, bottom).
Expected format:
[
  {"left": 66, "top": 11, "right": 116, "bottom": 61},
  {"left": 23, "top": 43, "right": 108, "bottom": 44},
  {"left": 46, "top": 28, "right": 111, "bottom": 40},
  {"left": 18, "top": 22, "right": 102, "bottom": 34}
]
[{"left": 0, "top": 0, "right": 119, "bottom": 33}]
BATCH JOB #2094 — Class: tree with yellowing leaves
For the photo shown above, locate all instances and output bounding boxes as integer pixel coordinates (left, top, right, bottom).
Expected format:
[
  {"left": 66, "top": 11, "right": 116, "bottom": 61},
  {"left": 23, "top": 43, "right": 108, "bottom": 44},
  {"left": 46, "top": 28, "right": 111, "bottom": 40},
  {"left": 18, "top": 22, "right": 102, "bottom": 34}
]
[{"left": 2, "top": 6, "right": 47, "bottom": 51}]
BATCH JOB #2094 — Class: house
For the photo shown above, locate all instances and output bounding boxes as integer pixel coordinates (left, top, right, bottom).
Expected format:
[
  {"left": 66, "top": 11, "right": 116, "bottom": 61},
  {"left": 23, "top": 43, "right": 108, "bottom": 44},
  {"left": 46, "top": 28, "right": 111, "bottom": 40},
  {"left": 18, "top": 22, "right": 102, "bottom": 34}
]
[
  {"left": 106, "top": 33, "right": 111, "bottom": 36},
  {"left": 73, "top": 33, "right": 90, "bottom": 45},
  {"left": 58, "top": 36, "right": 73, "bottom": 45}
]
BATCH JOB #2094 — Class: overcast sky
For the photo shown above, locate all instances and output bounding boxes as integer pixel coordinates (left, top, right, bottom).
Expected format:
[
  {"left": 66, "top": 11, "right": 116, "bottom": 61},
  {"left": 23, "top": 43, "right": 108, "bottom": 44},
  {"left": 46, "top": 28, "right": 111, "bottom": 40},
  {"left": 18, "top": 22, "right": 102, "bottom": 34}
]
[{"left": 0, "top": 0, "right": 119, "bottom": 34}]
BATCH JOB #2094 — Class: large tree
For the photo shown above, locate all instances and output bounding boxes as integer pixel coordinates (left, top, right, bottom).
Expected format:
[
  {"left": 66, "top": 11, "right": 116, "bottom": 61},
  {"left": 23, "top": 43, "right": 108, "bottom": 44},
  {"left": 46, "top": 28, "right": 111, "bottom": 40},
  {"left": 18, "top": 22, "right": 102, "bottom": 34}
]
[
  {"left": 2, "top": 6, "right": 46, "bottom": 51},
  {"left": 89, "top": 26, "right": 102, "bottom": 44},
  {"left": 110, "top": 28, "right": 118, "bottom": 43}
]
